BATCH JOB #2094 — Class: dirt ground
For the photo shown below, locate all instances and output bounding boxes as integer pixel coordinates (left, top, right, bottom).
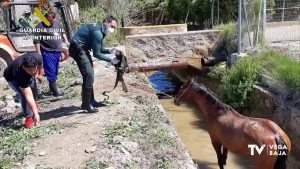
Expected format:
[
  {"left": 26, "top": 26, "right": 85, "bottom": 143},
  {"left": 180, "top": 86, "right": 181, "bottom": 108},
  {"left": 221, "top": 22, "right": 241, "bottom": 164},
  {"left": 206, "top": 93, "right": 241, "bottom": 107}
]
[{"left": 0, "top": 59, "right": 196, "bottom": 169}]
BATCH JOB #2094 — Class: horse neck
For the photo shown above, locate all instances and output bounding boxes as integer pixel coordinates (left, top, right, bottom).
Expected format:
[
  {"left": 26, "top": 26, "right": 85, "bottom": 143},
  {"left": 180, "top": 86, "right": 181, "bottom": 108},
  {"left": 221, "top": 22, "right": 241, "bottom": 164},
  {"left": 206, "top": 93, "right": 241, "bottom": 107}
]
[{"left": 191, "top": 89, "right": 222, "bottom": 121}]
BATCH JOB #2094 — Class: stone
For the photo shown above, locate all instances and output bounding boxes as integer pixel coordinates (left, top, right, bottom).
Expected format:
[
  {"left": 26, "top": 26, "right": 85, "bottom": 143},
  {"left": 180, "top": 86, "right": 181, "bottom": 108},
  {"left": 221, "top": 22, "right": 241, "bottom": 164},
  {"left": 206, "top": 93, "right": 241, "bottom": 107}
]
[
  {"left": 5, "top": 95, "right": 14, "bottom": 101},
  {"left": 39, "top": 151, "right": 46, "bottom": 156},
  {"left": 1, "top": 107, "right": 14, "bottom": 114},
  {"left": 85, "top": 146, "right": 97, "bottom": 153},
  {"left": 120, "top": 141, "right": 138, "bottom": 152},
  {"left": 14, "top": 162, "right": 22, "bottom": 166},
  {"left": 120, "top": 146, "right": 131, "bottom": 156},
  {"left": 0, "top": 101, "right": 5, "bottom": 108},
  {"left": 113, "top": 136, "right": 123, "bottom": 143},
  {"left": 126, "top": 30, "right": 222, "bottom": 64}
]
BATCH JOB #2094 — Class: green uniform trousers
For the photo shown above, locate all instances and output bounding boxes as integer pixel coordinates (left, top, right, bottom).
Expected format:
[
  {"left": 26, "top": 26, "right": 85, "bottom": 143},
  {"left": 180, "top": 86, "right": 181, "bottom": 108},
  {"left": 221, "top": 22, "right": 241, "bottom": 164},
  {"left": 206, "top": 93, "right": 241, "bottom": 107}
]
[{"left": 69, "top": 43, "right": 94, "bottom": 90}]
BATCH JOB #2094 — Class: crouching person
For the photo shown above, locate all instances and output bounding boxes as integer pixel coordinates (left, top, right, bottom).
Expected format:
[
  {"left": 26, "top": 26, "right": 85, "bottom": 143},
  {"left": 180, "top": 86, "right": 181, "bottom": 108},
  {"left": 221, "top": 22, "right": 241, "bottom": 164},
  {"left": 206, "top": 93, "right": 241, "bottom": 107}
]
[{"left": 4, "top": 52, "right": 42, "bottom": 128}]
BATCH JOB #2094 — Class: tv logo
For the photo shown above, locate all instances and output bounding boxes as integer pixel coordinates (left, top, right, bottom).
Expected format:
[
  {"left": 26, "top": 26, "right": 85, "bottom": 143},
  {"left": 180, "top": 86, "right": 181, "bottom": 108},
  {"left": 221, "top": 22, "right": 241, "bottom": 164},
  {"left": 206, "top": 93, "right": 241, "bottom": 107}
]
[{"left": 248, "top": 144, "right": 288, "bottom": 156}]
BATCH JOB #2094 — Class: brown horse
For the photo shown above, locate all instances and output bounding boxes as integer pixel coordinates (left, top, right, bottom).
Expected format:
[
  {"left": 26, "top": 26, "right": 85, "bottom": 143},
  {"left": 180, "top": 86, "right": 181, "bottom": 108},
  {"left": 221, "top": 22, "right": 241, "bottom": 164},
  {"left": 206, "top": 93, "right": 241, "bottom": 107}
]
[{"left": 174, "top": 80, "right": 291, "bottom": 169}]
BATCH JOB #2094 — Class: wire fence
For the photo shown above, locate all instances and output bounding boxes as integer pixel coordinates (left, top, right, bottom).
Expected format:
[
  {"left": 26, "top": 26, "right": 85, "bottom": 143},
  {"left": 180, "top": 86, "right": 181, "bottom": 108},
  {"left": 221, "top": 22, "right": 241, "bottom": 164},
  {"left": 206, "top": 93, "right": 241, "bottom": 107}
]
[
  {"left": 240, "top": 0, "right": 264, "bottom": 52},
  {"left": 266, "top": 0, "right": 300, "bottom": 61},
  {"left": 239, "top": 0, "right": 300, "bottom": 61}
]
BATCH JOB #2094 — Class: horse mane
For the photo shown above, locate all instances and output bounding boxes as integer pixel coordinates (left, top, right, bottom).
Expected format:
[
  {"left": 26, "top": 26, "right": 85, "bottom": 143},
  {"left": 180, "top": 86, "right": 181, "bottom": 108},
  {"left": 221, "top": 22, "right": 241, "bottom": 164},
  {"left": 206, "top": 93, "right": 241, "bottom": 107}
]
[{"left": 189, "top": 80, "right": 232, "bottom": 113}]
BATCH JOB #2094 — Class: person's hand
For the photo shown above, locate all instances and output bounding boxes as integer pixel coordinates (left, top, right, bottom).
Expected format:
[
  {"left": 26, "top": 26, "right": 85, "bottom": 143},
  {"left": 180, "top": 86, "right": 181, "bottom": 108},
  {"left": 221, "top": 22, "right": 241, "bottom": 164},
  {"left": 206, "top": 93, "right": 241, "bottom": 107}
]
[
  {"left": 109, "top": 48, "right": 119, "bottom": 54},
  {"left": 111, "top": 56, "right": 120, "bottom": 65},
  {"left": 36, "top": 75, "right": 44, "bottom": 84},
  {"left": 33, "top": 113, "right": 40, "bottom": 126},
  {"left": 65, "top": 41, "right": 70, "bottom": 47}
]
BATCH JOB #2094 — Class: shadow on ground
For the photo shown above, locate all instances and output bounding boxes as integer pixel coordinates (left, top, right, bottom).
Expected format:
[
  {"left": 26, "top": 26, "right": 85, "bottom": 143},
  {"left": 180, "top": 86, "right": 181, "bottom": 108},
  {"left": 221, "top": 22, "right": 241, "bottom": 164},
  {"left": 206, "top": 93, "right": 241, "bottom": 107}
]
[{"left": 39, "top": 105, "right": 99, "bottom": 121}]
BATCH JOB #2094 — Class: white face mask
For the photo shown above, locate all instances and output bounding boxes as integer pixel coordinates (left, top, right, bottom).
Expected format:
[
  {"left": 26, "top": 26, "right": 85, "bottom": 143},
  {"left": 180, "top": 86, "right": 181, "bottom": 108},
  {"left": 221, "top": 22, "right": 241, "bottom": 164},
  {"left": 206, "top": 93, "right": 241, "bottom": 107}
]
[{"left": 105, "top": 27, "right": 115, "bottom": 34}]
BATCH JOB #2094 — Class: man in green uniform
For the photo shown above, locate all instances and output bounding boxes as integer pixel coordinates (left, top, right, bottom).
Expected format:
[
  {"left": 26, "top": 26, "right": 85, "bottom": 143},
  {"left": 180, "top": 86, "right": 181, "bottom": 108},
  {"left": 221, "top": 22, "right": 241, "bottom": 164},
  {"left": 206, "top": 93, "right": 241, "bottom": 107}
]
[
  {"left": 69, "top": 16, "right": 120, "bottom": 113},
  {"left": 18, "top": 10, "right": 33, "bottom": 29}
]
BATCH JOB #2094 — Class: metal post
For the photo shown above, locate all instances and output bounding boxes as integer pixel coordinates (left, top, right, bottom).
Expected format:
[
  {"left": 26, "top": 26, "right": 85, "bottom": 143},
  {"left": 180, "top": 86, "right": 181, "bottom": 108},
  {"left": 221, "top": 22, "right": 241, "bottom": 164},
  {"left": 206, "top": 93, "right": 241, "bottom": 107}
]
[
  {"left": 282, "top": 0, "right": 286, "bottom": 22},
  {"left": 217, "top": 0, "right": 220, "bottom": 25},
  {"left": 238, "top": 0, "right": 242, "bottom": 55},
  {"left": 262, "top": 0, "right": 266, "bottom": 41},
  {"left": 211, "top": 0, "right": 215, "bottom": 28}
]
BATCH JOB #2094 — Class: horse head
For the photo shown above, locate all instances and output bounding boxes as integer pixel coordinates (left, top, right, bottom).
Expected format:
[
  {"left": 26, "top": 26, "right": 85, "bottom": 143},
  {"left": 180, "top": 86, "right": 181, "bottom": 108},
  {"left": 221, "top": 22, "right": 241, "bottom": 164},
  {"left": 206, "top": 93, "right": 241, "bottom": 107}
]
[{"left": 174, "top": 80, "right": 194, "bottom": 106}]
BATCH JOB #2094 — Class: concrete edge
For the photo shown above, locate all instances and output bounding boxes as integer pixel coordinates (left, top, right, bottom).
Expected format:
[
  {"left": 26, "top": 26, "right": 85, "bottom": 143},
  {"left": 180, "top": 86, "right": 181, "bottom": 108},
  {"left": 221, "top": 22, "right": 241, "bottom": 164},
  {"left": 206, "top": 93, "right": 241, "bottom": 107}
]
[
  {"left": 125, "top": 30, "right": 223, "bottom": 39},
  {"left": 121, "top": 24, "right": 187, "bottom": 29}
]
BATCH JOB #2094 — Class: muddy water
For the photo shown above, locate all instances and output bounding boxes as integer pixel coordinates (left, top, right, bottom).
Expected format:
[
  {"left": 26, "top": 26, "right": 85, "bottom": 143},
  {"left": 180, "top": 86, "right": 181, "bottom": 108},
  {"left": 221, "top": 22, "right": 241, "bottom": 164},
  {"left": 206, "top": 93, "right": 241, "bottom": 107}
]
[{"left": 160, "top": 99, "right": 252, "bottom": 169}]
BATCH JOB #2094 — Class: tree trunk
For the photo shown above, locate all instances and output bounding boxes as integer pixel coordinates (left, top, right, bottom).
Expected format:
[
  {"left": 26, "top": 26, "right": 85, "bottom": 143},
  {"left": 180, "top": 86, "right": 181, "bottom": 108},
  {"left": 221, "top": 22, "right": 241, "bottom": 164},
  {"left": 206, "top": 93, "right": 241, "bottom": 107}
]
[
  {"left": 160, "top": 10, "right": 165, "bottom": 24},
  {"left": 185, "top": 8, "right": 190, "bottom": 23}
]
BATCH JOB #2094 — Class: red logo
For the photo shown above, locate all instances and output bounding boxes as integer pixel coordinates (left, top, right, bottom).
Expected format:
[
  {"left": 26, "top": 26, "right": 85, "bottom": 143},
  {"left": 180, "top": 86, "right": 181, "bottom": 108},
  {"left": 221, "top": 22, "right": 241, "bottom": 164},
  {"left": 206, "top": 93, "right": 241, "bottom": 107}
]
[{"left": 38, "top": 1, "right": 48, "bottom": 7}]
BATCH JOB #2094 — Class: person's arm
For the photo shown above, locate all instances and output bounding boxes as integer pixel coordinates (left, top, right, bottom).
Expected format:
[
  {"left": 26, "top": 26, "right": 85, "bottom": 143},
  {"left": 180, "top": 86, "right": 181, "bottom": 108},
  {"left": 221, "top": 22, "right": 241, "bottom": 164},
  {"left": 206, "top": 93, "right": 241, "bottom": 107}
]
[
  {"left": 91, "top": 31, "right": 113, "bottom": 62},
  {"left": 62, "top": 33, "right": 69, "bottom": 46},
  {"left": 101, "top": 43, "right": 110, "bottom": 54},
  {"left": 34, "top": 43, "right": 41, "bottom": 55},
  {"left": 33, "top": 23, "right": 41, "bottom": 54},
  {"left": 20, "top": 87, "right": 40, "bottom": 124},
  {"left": 36, "top": 54, "right": 44, "bottom": 83}
]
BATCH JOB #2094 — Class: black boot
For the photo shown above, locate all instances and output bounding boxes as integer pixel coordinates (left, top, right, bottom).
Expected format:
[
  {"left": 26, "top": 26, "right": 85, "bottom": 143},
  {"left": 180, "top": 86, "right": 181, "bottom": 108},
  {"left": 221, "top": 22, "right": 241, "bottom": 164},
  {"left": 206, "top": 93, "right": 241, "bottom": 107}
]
[
  {"left": 81, "top": 88, "right": 99, "bottom": 113},
  {"left": 49, "top": 82, "right": 64, "bottom": 97},
  {"left": 91, "top": 88, "right": 106, "bottom": 108}
]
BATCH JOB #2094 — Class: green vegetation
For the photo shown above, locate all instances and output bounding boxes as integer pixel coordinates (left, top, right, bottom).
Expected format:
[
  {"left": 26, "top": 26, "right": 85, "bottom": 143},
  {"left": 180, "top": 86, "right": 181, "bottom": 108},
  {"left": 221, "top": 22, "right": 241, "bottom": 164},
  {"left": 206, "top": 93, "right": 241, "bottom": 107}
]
[
  {"left": 0, "top": 122, "right": 70, "bottom": 169},
  {"left": 55, "top": 64, "right": 81, "bottom": 100},
  {"left": 211, "top": 50, "right": 299, "bottom": 112},
  {"left": 57, "top": 64, "right": 80, "bottom": 89},
  {"left": 76, "top": 0, "right": 238, "bottom": 29},
  {"left": 79, "top": 5, "right": 124, "bottom": 47},
  {"left": 214, "top": 22, "right": 237, "bottom": 54},
  {"left": 220, "top": 56, "right": 261, "bottom": 112},
  {"left": 154, "top": 157, "right": 173, "bottom": 169},
  {"left": 99, "top": 94, "right": 177, "bottom": 167},
  {"left": 259, "top": 50, "right": 300, "bottom": 91},
  {"left": 84, "top": 158, "right": 108, "bottom": 169}
]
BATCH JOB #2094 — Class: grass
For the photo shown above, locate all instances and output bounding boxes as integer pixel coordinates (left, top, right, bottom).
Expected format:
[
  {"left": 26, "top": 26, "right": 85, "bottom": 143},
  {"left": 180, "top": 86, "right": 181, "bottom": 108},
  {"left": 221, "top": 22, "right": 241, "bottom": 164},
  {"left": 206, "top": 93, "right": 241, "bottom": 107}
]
[
  {"left": 100, "top": 95, "right": 177, "bottom": 167},
  {"left": 0, "top": 122, "right": 74, "bottom": 168},
  {"left": 214, "top": 22, "right": 237, "bottom": 54},
  {"left": 79, "top": 5, "right": 124, "bottom": 47},
  {"left": 103, "top": 121, "right": 134, "bottom": 145},
  {"left": 84, "top": 158, "right": 108, "bottom": 169},
  {"left": 57, "top": 64, "right": 80, "bottom": 89},
  {"left": 258, "top": 50, "right": 300, "bottom": 92},
  {"left": 0, "top": 95, "right": 5, "bottom": 102},
  {"left": 132, "top": 72, "right": 149, "bottom": 84},
  {"left": 65, "top": 88, "right": 80, "bottom": 100},
  {"left": 133, "top": 95, "right": 150, "bottom": 105},
  {"left": 154, "top": 157, "right": 173, "bottom": 169},
  {"left": 151, "top": 128, "right": 176, "bottom": 148},
  {"left": 209, "top": 50, "right": 299, "bottom": 111}
]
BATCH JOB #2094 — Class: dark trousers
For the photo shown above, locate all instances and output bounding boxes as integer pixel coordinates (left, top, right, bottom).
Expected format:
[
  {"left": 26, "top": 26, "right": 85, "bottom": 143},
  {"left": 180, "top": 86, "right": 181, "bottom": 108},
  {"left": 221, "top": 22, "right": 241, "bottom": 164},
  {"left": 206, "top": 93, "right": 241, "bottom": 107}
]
[{"left": 69, "top": 43, "right": 94, "bottom": 90}]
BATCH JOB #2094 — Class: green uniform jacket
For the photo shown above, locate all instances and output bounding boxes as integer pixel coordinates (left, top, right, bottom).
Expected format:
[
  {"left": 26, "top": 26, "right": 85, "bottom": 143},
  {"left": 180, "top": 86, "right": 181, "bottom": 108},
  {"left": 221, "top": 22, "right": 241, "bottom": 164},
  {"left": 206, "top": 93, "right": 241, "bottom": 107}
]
[{"left": 70, "top": 23, "right": 112, "bottom": 62}]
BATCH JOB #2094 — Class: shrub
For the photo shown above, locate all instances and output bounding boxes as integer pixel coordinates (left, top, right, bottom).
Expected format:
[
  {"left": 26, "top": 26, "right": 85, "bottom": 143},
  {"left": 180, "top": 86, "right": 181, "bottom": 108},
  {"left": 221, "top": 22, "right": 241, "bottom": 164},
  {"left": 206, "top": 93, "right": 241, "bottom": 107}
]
[{"left": 221, "top": 56, "right": 261, "bottom": 112}]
